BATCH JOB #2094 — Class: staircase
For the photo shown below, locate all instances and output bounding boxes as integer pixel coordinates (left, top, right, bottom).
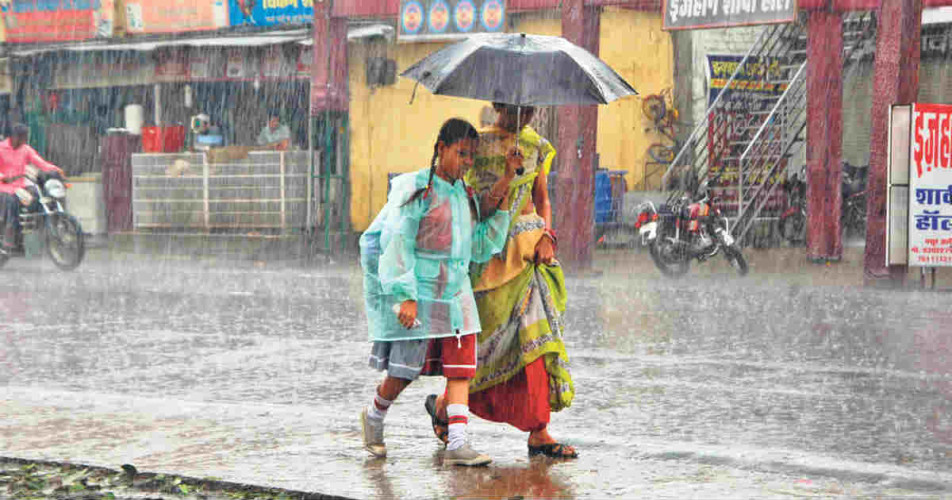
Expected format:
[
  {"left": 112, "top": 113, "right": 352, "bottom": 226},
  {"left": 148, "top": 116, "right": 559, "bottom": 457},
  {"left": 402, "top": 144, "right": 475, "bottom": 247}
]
[{"left": 660, "top": 11, "right": 877, "bottom": 246}]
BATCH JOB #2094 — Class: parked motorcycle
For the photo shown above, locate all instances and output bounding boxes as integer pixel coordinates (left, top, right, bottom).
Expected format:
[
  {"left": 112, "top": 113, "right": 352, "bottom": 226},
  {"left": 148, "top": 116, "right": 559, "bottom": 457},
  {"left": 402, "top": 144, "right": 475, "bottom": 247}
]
[
  {"left": 777, "top": 174, "right": 807, "bottom": 245},
  {"left": 777, "top": 164, "right": 867, "bottom": 245},
  {"left": 840, "top": 163, "right": 868, "bottom": 239},
  {"left": 636, "top": 188, "right": 748, "bottom": 277},
  {"left": 0, "top": 167, "right": 85, "bottom": 270}
]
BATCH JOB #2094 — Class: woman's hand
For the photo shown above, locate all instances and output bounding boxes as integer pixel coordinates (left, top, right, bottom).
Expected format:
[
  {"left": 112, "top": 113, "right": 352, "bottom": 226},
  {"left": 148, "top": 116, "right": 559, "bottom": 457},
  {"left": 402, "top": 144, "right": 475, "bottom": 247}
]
[
  {"left": 504, "top": 147, "right": 522, "bottom": 181},
  {"left": 534, "top": 235, "right": 555, "bottom": 264},
  {"left": 397, "top": 300, "right": 418, "bottom": 329}
]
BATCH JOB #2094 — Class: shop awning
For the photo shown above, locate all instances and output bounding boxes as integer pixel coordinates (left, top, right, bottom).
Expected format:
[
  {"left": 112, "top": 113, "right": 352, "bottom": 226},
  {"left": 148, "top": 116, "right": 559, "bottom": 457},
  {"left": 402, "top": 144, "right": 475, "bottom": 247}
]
[{"left": 8, "top": 23, "right": 393, "bottom": 57}]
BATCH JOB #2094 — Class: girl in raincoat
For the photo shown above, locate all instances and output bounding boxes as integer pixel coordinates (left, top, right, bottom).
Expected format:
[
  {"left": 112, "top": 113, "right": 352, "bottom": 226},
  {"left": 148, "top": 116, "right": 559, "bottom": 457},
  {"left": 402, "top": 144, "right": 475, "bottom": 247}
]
[{"left": 359, "top": 118, "right": 520, "bottom": 466}]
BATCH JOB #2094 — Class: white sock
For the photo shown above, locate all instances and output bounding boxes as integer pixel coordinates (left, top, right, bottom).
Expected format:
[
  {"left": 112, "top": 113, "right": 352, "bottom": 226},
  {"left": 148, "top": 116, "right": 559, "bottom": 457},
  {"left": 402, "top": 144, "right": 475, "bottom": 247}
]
[
  {"left": 446, "top": 404, "right": 469, "bottom": 451},
  {"left": 368, "top": 393, "right": 392, "bottom": 421}
]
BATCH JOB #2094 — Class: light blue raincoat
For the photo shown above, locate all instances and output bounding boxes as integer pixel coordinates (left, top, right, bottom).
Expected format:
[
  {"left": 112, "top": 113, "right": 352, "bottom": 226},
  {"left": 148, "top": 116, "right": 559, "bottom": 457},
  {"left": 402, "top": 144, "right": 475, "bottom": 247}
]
[{"left": 360, "top": 169, "right": 510, "bottom": 342}]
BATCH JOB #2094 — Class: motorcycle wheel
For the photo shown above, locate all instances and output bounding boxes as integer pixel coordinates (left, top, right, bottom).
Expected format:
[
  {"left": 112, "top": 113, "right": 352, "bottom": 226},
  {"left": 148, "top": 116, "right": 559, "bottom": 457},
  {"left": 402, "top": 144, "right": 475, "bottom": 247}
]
[
  {"left": 723, "top": 245, "right": 749, "bottom": 277},
  {"left": 649, "top": 238, "right": 690, "bottom": 277},
  {"left": 46, "top": 213, "right": 85, "bottom": 271},
  {"left": 778, "top": 209, "right": 807, "bottom": 245}
]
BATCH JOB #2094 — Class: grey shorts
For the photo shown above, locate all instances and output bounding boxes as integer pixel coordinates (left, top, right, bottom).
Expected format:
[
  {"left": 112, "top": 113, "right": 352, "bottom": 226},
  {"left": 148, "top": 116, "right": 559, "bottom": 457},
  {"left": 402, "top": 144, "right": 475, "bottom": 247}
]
[{"left": 369, "top": 339, "right": 429, "bottom": 381}]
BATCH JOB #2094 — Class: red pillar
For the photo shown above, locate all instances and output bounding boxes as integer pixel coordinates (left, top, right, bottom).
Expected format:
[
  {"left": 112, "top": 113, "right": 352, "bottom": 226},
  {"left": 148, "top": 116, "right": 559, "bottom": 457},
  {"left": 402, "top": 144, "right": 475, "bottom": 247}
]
[
  {"left": 311, "top": 0, "right": 348, "bottom": 114},
  {"left": 805, "top": 10, "right": 844, "bottom": 262},
  {"left": 557, "top": 1, "right": 599, "bottom": 270},
  {"left": 863, "top": 0, "right": 922, "bottom": 285}
]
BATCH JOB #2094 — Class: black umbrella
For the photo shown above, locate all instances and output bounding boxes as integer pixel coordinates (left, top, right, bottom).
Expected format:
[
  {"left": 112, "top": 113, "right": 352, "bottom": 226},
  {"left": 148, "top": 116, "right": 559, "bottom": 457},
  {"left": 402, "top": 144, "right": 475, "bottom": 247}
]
[
  {"left": 400, "top": 33, "right": 637, "bottom": 107},
  {"left": 401, "top": 33, "right": 637, "bottom": 173}
]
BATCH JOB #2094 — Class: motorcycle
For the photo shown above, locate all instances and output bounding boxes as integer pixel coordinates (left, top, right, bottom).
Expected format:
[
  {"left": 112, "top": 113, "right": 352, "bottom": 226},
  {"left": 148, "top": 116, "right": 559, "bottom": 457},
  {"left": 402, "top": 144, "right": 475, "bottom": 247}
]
[
  {"left": 840, "top": 163, "right": 868, "bottom": 239},
  {"left": 777, "top": 164, "right": 868, "bottom": 245},
  {"left": 636, "top": 189, "right": 748, "bottom": 277},
  {"left": 777, "top": 174, "right": 807, "bottom": 245},
  {"left": 0, "top": 167, "right": 85, "bottom": 271}
]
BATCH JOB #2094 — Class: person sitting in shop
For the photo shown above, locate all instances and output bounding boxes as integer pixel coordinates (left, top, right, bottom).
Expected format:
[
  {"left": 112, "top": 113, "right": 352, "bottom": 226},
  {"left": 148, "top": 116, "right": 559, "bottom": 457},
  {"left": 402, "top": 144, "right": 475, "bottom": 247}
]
[{"left": 257, "top": 112, "right": 291, "bottom": 151}]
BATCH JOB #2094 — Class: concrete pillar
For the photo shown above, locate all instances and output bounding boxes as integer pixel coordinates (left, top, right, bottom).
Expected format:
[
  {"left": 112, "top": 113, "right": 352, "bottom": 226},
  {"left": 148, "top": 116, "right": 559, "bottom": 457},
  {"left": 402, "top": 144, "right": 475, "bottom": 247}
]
[
  {"left": 806, "top": 10, "right": 844, "bottom": 262},
  {"left": 311, "top": 0, "right": 348, "bottom": 114},
  {"left": 864, "top": 0, "right": 922, "bottom": 285},
  {"left": 556, "top": 1, "right": 600, "bottom": 270}
]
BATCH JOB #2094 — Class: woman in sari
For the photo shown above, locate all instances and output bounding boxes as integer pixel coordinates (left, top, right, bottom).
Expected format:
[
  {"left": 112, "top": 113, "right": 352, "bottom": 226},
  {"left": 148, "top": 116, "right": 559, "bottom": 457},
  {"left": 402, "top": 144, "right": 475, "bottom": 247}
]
[{"left": 425, "top": 103, "right": 577, "bottom": 458}]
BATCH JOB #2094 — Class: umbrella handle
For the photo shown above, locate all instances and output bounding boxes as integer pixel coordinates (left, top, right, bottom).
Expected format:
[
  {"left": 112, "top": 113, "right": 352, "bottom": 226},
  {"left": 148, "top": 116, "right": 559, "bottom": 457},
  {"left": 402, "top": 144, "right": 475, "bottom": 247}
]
[{"left": 516, "top": 105, "right": 525, "bottom": 175}]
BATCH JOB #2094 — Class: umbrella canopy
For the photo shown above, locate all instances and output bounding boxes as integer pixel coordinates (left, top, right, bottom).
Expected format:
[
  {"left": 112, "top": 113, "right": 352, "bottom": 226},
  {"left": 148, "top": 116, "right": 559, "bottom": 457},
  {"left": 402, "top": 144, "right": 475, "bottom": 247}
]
[{"left": 400, "top": 33, "right": 637, "bottom": 107}]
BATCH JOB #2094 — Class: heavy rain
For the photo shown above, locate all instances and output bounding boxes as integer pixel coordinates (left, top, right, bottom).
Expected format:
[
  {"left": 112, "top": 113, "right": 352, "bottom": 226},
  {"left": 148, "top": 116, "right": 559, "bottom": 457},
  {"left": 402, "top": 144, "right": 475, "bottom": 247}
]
[{"left": 1, "top": 1, "right": 951, "bottom": 499}]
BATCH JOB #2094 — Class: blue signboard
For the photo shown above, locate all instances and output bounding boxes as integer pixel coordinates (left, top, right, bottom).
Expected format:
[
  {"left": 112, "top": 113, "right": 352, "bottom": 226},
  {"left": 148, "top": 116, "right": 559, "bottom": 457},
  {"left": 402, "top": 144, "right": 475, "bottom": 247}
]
[{"left": 229, "top": 0, "right": 311, "bottom": 27}]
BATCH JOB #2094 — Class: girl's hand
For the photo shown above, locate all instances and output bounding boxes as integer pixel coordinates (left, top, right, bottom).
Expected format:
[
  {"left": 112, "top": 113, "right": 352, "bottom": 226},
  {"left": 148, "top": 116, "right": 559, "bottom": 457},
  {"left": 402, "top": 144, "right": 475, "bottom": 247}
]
[
  {"left": 534, "top": 235, "right": 555, "bottom": 264},
  {"left": 397, "top": 300, "right": 418, "bottom": 329},
  {"left": 504, "top": 147, "right": 522, "bottom": 181}
]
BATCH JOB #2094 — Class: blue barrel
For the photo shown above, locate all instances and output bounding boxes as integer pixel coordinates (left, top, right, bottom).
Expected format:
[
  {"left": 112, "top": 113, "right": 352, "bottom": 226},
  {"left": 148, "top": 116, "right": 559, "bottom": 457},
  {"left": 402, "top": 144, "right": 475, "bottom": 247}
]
[{"left": 595, "top": 170, "right": 627, "bottom": 224}]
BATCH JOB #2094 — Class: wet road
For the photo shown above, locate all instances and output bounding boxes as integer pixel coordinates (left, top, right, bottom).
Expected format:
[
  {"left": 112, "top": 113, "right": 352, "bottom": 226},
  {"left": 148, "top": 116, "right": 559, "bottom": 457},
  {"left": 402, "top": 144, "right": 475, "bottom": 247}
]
[{"left": 1, "top": 248, "right": 951, "bottom": 499}]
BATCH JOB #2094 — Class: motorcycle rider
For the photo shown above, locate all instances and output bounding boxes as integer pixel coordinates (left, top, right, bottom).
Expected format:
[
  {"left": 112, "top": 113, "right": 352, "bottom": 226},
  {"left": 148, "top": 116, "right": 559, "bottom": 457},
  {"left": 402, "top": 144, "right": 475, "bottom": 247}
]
[{"left": 0, "top": 124, "right": 64, "bottom": 254}]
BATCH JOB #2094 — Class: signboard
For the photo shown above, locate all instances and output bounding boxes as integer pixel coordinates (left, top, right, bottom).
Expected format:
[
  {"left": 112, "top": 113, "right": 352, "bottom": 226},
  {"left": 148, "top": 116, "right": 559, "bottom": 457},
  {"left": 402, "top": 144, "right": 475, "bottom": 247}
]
[
  {"left": 125, "top": 0, "right": 227, "bottom": 34},
  {"left": 229, "top": 0, "right": 312, "bottom": 27},
  {"left": 664, "top": 0, "right": 797, "bottom": 31},
  {"left": 398, "top": 0, "right": 505, "bottom": 41},
  {"left": 908, "top": 102, "right": 952, "bottom": 266},
  {"left": 706, "top": 54, "right": 787, "bottom": 186},
  {"left": 1, "top": 0, "right": 113, "bottom": 42}
]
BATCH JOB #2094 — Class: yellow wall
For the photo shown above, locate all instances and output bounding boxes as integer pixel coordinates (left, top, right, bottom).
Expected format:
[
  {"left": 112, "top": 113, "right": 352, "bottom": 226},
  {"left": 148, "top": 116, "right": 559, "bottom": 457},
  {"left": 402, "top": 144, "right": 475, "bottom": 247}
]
[
  {"left": 597, "top": 7, "right": 674, "bottom": 191},
  {"left": 347, "top": 8, "right": 672, "bottom": 231},
  {"left": 347, "top": 13, "right": 562, "bottom": 231}
]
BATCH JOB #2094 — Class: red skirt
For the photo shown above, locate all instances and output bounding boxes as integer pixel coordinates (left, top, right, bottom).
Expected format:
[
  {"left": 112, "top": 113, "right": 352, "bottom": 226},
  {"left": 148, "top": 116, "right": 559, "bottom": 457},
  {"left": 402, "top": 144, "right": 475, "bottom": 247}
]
[{"left": 469, "top": 357, "right": 550, "bottom": 433}]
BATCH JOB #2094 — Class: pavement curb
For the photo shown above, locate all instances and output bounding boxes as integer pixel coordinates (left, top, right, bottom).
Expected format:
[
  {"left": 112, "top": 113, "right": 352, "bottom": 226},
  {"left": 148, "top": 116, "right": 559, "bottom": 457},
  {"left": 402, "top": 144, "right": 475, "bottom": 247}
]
[{"left": 0, "top": 456, "right": 355, "bottom": 500}]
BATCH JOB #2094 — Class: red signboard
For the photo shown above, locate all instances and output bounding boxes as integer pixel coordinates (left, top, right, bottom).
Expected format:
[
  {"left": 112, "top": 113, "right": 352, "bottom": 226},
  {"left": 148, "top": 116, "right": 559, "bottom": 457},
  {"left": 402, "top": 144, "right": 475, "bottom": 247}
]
[{"left": 1, "top": 1, "right": 100, "bottom": 43}]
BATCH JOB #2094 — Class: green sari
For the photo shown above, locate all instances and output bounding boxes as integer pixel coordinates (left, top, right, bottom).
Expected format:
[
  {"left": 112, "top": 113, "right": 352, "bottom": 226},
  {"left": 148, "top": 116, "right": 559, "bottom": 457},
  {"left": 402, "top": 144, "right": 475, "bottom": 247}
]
[{"left": 465, "top": 125, "right": 574, "bottom": 412}]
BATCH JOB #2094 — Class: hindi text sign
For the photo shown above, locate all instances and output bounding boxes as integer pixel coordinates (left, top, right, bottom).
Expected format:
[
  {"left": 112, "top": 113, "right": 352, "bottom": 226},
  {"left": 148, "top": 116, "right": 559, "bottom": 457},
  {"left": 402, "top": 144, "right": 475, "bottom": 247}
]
[
  {"left": 664, "top": 0, "right": 797, "bottom": 31},
  {"left": 908, "top": 102, "right": 952, "bottom": 266}
]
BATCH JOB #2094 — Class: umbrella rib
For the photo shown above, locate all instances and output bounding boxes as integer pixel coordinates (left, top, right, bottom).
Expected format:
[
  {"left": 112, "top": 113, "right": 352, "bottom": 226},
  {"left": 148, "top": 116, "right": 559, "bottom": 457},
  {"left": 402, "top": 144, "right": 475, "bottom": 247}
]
[{"left": 559, "top": 48, "right": 609, "bottom": 105}]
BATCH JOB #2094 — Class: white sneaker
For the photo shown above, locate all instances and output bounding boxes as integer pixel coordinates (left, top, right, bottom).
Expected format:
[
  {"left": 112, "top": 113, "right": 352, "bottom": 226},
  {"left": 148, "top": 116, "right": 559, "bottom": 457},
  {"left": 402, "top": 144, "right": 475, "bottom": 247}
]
[
  {"left": 360, "top": 408, "right": 386, "bottom": 458},
  {"left": 444, "top": 443, "right": 491, "bottom": 467}
]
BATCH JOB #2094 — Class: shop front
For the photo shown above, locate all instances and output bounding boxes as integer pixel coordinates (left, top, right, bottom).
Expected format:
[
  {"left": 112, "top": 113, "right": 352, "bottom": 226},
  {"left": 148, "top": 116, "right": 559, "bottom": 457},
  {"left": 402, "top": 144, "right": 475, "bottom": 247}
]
[{"left": 10, "top": 33, "right": 318, "bottom": 235}]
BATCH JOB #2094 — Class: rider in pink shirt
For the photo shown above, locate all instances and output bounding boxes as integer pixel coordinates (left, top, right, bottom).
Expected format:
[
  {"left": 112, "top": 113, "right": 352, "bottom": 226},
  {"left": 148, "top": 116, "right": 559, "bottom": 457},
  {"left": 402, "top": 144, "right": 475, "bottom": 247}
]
[{"left": 0, "top": 124, "right": 64, "bottom": 253}]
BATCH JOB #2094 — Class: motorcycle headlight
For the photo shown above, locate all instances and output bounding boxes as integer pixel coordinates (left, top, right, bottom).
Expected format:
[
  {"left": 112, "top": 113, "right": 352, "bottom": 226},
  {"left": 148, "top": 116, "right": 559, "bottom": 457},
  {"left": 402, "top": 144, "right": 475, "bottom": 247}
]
[{"left": 45, "top": 179, "right": 67, "bottom": 199}]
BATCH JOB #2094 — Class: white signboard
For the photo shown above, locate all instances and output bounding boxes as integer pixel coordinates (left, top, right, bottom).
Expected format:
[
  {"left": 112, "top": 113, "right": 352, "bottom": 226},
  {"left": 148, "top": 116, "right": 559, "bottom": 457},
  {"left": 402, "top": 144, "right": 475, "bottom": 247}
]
[{"left": 908, "top": 102, "right": 952, "bottom": 266}]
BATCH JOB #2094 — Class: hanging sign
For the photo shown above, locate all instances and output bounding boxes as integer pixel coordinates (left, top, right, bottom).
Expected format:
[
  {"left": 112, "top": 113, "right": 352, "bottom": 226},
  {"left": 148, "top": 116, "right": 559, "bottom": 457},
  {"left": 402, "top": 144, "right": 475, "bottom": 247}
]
[
  {"left": 399, "top": 0, "right": 505, "bottom": 41},
  {"left": 907, "top": 102, "right": 952, "bottom": 267},
  {"left": 124, "top": 0, "right": 227, "bottom": 34},
  {"left": 1, "top": 0, "right": 113, "bottom": 42},
  {"left": 663, "top": 0, "right": 797, "bottom": 31},
  {"left": 229, "top": 0, "right": 312, "bottom": 27}
]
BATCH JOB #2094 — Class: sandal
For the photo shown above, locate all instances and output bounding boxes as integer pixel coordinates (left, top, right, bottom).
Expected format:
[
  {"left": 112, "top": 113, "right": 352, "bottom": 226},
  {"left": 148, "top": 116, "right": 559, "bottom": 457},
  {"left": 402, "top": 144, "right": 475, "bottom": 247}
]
[
  {"left": 424, "top": 394, "right": 449, "bottom": 444},
  {"left": 528, "top": 442, "right": 579, "bottom": 459}
]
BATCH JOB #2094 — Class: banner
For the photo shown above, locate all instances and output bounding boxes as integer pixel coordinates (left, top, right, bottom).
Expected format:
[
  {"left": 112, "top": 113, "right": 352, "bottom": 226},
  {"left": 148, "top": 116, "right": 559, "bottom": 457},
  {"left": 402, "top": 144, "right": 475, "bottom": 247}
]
[
  {"left": 125, "top": 0, "right": 227, "bottom": 34},
  {"left": 229, "top": 0, "right": 312, "bottom": 27},
  {"left": 398, "top": 0, "right": 505, "bottom": 41},
  {"left": 664, "top": 0, "right": 797, "bottom": 31},
  {"left": 708, "top": 54, "right": 787, "bottom": 100},
  {"left": 1, "top": 0, "right": 114, "bottom": 42},
  {"left": 706, "top": 54, "right": 788, "bottom": 186},
  {"left": 908, "top": 102, "right": 952, "bottom": 266}
]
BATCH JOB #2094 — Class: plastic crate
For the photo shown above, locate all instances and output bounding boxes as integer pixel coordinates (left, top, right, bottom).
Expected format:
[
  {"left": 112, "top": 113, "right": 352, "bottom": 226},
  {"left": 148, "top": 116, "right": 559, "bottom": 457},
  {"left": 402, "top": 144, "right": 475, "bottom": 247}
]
[
  {"left": 162, "top": 126, "right": 186, "bottom": 153},
  {"left": 141, "top": 126, "right": 162, "bottom": 152}
]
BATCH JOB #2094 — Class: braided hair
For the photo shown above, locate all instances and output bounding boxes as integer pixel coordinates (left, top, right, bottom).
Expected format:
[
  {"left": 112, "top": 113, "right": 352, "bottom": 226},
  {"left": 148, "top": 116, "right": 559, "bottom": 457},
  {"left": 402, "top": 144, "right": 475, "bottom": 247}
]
[{"left": 402, "top": 118, "right": 479, "bottom": 207}]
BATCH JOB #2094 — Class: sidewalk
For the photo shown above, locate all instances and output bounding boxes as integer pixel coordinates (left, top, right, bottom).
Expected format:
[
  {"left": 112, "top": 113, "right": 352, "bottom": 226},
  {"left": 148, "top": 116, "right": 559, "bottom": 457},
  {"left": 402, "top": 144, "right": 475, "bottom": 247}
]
[{"left": 595, "top": 243, "right": 952, "bottom": 290}]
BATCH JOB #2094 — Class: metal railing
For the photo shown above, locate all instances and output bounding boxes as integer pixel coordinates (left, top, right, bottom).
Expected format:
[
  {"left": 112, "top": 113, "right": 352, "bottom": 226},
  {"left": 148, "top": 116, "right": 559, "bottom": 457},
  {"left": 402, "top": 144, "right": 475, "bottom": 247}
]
[{"left": 131, "top": 151, "right": 308, "bottom": 232}]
